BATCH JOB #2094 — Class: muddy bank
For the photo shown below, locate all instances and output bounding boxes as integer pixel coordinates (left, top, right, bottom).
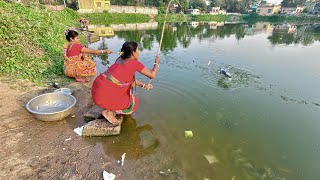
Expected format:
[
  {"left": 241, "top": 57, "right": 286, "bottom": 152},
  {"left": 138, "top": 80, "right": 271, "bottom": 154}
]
[{"left": 0, "top": 79, "right": 178, "bottom": 179}]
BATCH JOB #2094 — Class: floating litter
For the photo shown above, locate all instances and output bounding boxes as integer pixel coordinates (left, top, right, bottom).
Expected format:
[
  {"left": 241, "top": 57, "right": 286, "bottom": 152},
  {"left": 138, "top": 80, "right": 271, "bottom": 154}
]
[
  {"left": 207, "top": 61, "right": 211, "bottom": 65},
  {"left": 204, "top": 154, "right": 219, "bottom": 164},
  {"left": 219, "top": 68, "right": 231, "bottom": 78},
  {"left": 103, "top": 170, "right": 115, "bottom": 180},
  {"left": 184, "top": 131, "right": 193, "bottom": 138}
]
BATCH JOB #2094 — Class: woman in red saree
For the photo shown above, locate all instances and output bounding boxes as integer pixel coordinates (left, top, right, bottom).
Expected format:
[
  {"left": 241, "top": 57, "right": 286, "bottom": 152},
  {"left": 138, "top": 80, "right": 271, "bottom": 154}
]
[
  {"left": 64, "top": 30, "right": 113, "bottom": 82},
  {"left": 91, "top": 42, "right": 160, "bottom": 125}
]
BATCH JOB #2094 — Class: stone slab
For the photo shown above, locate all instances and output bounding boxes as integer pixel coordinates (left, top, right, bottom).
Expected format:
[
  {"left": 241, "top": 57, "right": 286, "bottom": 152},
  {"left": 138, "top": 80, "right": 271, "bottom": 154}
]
[
  {"left": 82, "top": 115, "right": 123, "bottom": 137},
  {"left": 83, "top": 105, "right": 104, "bottom": 122}
]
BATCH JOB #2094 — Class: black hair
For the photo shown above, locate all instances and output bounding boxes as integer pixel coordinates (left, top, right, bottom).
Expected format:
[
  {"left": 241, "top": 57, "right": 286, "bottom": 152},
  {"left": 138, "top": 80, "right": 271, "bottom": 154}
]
[
  {"left": 65, "top": 30, "right": 78, "bottom": 42},
  {"left": 120, "top": 42, "right": 138, "bottom": 59}
]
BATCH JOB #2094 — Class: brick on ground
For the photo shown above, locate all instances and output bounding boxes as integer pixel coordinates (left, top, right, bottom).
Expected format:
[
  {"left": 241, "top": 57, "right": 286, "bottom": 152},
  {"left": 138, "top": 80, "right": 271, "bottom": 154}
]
[{"left": 82, "top": 115, "right": 123, "bottom": 137}]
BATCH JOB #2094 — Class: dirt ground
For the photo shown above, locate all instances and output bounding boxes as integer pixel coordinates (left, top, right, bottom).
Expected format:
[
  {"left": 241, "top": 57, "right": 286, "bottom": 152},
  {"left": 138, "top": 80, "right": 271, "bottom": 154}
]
[
  {"left": 0, "top": 79, "right": 178, "bottom": 180},
  {"left": 0, "top": 79, "right": 104, "bottom": 179}
]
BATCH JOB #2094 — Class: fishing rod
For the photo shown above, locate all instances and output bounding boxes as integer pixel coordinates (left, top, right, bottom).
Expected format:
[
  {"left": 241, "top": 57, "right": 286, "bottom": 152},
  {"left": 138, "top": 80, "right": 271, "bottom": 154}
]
[{"left": 148, "top": 0, "right": 182, "bottom": 85}]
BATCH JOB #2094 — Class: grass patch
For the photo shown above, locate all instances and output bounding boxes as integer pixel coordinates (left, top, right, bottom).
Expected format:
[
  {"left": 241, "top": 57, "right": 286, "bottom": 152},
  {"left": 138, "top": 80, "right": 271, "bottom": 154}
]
[
  {"left": 191, "top": 14, "right": 230, "bottom": 22},
  {"left": 242, "top": 13, "right": 320, "bottom": 24},
  {"left": 155, "top": 14, "right": 191, "bottom": 22},
  {"left": 155, "top": 14, "right": 230, "bottom": 22},
  {"left": 0, "top": 1, "right": 79, "bottom": 84}
]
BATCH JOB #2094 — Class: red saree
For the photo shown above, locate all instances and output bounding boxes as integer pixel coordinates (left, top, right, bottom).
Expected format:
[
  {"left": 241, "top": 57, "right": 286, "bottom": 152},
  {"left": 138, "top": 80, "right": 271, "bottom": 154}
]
[{"left": 91, "top": 58, "right": 145, "bottom": 114}]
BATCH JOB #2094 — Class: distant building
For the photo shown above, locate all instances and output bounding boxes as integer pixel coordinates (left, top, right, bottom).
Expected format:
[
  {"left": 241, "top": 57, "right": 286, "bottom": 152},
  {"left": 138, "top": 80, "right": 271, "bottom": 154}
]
[
  {"left": 78, "top": 0, "right": 158, "bottom": 14},
  {"left": 78, "top": 0, "right": 111, "bottom": 11},
  {"left": 281, "top": 6, "right": 304, "bottom": 14},
  {"left": 305, "top": 1, "right": 320, "bottom": 15},
  {"left": 185, "top": 9, "right": 200, "bottom": 15},
  {"left": 248, "top": 1, "right": 261, "bottom": 12},
  {"left": 296, "top": 6, "right": 304, "bottom": 13},
  {"left": 248, "top": 5, "right": 258, "bottom": 12},
  {"left": 207, "top": 7, "right": 226, "bottom": 15},
  {"left": 281, "top": 7, "right": 297, "bottom": 14},
  {"left": 256, "top": 5, "right": 281, "bottom": 16}
]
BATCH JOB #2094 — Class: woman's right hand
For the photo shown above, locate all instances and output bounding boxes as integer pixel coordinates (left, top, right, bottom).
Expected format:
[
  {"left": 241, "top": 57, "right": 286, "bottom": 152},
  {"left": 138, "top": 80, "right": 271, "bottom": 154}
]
[
  {"left": 155, "top": 55, "right": 160, "bottom": 64},
  {"left": 105, "top": 49, "right": 113, "bottom": 54}
]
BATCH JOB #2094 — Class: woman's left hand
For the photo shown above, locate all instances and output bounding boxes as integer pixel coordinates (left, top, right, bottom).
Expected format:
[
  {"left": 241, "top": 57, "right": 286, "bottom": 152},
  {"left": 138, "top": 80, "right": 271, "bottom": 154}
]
[{"left": 143, "top": 83, "right": 153, "bottom": 90}]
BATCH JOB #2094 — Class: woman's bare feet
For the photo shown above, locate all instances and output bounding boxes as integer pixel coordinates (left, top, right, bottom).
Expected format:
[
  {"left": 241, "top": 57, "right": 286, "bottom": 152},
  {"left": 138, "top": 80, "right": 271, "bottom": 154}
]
[
  {"left": 75, "top": 77, "right": 86, "bottom": 83},
  {"left": 102, "top": 110, "right": 121, "bottom": 126}
]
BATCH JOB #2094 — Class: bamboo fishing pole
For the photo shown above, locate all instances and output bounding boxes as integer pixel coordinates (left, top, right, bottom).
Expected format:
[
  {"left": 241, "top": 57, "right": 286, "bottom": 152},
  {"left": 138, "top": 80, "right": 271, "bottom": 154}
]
[{"left": 148, "top": 0, "right": 181, "bottom": 85}]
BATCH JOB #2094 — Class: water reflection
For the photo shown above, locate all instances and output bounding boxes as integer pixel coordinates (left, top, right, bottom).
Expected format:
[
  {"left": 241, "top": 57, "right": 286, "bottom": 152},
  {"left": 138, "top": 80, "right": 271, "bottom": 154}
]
[
  {"left": 86, "top": 21, "right": 320, "bottom": 179},
  {"left": 89, "top": 22, "right": 320, "bottom": 51},
  {"left": 101, "top": 115, "right": 159, "bottom": 160}
]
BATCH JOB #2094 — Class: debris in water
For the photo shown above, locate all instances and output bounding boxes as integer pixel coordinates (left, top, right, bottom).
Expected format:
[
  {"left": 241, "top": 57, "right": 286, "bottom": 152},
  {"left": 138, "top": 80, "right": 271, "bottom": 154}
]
[
  {"left": 204, "top": 154, "right": 219, "bottom": 164},
  {"left": 103, "top": 170, "right": 116, "bottom": 180},
  {"left": 219, "top": 68, "right": 232, "bottom": 78},
  {"left": 184, "top": 131, "right": 193, "bottom": 138},
  {"left": 207, "top": 61, "right": 211, "bottom": 65}
]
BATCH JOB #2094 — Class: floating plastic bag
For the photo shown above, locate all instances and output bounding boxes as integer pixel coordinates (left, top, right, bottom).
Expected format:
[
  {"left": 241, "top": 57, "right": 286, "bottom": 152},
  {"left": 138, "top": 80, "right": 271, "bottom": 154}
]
[
  {"left": 184, "top": 131, "right": 193, "bottom": 138},
  {"left": 204, "top": 154, "right": 219, "bottom": 164}
]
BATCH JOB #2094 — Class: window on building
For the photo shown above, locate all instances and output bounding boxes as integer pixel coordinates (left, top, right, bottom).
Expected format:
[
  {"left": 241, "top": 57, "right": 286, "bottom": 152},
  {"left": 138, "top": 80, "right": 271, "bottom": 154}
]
[
  {"left": 268, "top": 9, "right": 272, "bottom": 13},
  {"left": 96, "top": 2, "right": 102, "bottom": 7}
]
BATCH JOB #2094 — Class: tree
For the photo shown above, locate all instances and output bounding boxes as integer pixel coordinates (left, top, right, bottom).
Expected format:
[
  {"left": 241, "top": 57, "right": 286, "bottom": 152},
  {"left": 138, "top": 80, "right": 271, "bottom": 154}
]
[
  {"left": 281, "top": 0, "right": 296, "bottom": 7},
  {"left": 210, "top": 0, "right": 217, "bottom": 7},
  {"left": 179, "top": 0, "right": 190, "bottom": 11},
  {"left": 190, "top": 0, "right": 207, "bottom": 9}
]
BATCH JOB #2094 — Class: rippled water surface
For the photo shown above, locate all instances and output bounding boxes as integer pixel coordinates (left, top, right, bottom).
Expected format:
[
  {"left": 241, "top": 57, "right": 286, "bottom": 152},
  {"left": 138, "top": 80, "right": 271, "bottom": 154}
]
[{"left": 88, "top": 22, "right": 320, "bottom": 179}]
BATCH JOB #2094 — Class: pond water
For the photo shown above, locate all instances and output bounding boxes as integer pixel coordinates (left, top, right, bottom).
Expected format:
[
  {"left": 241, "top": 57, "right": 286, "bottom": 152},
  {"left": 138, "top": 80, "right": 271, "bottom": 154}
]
[{"left": 87, "top": 22, "right": 320, "bottom": 179}]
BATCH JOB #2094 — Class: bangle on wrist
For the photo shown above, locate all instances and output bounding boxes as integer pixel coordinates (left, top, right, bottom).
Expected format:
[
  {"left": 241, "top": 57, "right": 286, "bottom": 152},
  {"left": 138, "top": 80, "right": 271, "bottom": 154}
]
[
  {"left": 154, "top": 63, "right": 159, "bottom": 68},
  {"left": 142, "top": 83, "right": 146, "bottom": 88}
]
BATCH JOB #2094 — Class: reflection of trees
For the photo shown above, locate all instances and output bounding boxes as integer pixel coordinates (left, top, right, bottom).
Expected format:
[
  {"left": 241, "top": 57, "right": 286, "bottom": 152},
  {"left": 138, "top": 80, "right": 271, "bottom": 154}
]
[
  {"left": 157, "top": 23, "right": 178, "bottom": 52},
  {"left": 176, "top": 23, "right": 192, "bottom": 48},
  {"left": 268, "top": 25, "right": 320, "bottom": 46},
  {"left": 115, "top": 30, "right": 157, "bottom": 51},
  {"left": 115, "top": 23, "right": 248, "bottom": 51},
  {"left": 114, "top": 23, "right": 320, "bottom": 51}
]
